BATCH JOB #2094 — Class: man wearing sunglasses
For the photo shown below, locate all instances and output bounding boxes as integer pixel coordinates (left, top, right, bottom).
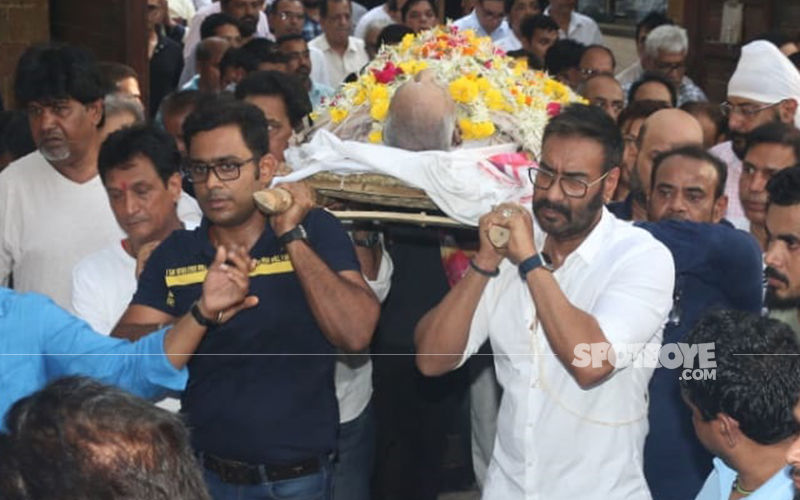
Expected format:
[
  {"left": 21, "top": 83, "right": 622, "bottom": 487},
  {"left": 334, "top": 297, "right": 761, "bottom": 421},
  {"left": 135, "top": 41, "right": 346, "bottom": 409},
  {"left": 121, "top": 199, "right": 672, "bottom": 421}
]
[
  {"left": 415, "top": 104, "right": 674, "bottom": 499},
  {"left": 113, "top": 98, "right": 379, "bottom": 499},
  {"left": 710, "top": 40, "right": 800, "bottom": 232}
]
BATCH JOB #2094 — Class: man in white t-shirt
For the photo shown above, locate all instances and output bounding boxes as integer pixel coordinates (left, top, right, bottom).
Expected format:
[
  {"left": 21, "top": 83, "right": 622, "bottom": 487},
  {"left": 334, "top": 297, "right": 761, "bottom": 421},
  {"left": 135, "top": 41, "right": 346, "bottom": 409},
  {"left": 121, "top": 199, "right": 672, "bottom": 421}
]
[
  {"left": 415, "top": 104, "right": 674, "bottom": 499},
  {"left": 0, "top": 44, "right": 124, "bottom": 312},
  {"left": 72, "top": 125, "right": 201, "bottom": 413}
]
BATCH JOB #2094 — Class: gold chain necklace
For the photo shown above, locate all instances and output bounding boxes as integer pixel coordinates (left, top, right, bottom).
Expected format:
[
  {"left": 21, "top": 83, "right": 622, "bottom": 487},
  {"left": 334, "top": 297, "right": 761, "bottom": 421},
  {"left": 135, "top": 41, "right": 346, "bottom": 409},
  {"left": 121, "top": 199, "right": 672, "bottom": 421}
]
[{"left": 732, "top": 476, "right": 754, "bottom": 496}]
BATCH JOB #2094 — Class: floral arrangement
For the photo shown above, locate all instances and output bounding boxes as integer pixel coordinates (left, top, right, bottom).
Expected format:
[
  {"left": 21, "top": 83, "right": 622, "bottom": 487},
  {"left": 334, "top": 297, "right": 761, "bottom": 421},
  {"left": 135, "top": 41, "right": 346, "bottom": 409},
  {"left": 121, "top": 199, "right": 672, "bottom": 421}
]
[{"left": 312, "top": 24, "right": 585, "bottom": 159}]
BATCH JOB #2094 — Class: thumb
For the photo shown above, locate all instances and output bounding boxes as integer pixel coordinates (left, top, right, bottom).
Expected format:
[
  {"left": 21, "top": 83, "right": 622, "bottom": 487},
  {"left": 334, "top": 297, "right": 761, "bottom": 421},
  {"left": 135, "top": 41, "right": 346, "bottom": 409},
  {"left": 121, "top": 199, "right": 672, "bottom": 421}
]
[{"left": 212, "top": 245, "right": 227, "bottom": 268}]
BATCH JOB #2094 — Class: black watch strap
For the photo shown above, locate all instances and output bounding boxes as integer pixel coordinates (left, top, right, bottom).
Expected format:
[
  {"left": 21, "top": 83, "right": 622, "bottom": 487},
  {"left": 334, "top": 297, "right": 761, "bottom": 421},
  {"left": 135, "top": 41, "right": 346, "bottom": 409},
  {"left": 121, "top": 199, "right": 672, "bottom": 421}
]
[
  {"left": 277, "top": 224, "right": 308, "bottom": 247},
  {"left": 518, "top": 253, "right": 553, "bottom": 279},
  {"left": 190, "top": 301, "right": 218, "bottom": 327}
]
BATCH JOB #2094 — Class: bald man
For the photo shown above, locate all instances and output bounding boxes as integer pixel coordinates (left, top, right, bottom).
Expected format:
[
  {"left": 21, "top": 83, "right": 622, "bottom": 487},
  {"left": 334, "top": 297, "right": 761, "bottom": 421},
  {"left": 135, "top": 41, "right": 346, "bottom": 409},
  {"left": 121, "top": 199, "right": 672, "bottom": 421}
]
[
  {"left": 612, "top": 108, "right": 704, "bottom": 221},
  {"left": 182, "top": 37, "right": 230, "bottom": 93},
  {"left": 580, "top": 74, "right": 624, "bottom": 121},
  {"left": 383, "top": 72, "right": 457, "bottom": 152}
]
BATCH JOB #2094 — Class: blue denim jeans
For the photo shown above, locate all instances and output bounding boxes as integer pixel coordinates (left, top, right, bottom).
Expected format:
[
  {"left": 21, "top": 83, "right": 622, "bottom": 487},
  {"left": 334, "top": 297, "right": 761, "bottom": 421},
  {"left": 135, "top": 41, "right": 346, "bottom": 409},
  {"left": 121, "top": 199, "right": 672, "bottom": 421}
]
[
  {"left": 332, "top": 401, "right": 375, "bottom": 500},
  {"left": 204, "top": 456, "right": 333, "bottom": 500}
]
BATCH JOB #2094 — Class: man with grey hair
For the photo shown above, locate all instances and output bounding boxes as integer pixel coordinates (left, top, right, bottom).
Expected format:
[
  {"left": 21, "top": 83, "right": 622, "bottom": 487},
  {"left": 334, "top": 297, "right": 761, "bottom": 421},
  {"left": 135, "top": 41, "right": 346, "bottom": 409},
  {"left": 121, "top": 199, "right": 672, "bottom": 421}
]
[
  {"left": 623, "top": 24, "right": 707, "bottom": 107},
  {"left": 383, "top": 73, "right": 457, "bottom": 151}
]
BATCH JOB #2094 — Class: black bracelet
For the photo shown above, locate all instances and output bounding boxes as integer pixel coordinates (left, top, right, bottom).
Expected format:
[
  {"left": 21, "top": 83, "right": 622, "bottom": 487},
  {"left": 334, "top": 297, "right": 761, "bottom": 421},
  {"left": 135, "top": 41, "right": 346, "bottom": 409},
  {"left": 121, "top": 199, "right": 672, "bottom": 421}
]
[{"left": 469, "top": 258, "right": 500, "bottom": 278}]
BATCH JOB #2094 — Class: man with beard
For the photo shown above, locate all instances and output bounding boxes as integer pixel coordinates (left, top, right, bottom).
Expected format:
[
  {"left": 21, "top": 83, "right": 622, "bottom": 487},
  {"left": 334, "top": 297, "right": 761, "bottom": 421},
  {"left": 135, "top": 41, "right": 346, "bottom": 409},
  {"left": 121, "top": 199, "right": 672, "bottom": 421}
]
[
  {"left": 765, "top": 166, "right": 800, "bottom": 339},
  {"left": 637, "top": 146, "right": 763, "bottom": 499},
  {"left": 0, "top": 44, "right": 123, "bottom": 311},
  {"left": 181, "top": 0, "right": 271, "bottom": 86},
  {"left": 415, "top": 104, "right": 675, "bottom": 499},
  {"left": 682, "top": 311, "right": 799, "bottom": 500},
  {"left": 740, "top": 122, "right": 800, "bottom": 251},
  {"left": 710, "top": 40, "right": 800, "bottom": 231},
  {"left": 278, "top": 34, "right": 335, "bottom": 109},
  {"left": 610, "top": 107, "right": 704, "bottom": 221}
]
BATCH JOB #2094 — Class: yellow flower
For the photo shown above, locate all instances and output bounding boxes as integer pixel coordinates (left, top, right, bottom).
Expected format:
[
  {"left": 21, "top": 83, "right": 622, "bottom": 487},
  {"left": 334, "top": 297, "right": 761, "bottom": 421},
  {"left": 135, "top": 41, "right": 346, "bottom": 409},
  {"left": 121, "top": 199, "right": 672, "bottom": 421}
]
[
  {"left": 484, "top": 87, "right": 507, "bottom": 111},
  {"left": 352, "top": 87, "right": 367, "bottom": 105},
  {"left": 369, "top": 85, "right": 389, "bottom": 103},
  {"left": 397, "top": 59, "right": 428, "bottom": 75},
  {"left": 475, "top": 76, "right": 491, "bottom": 92},
  {"left": 368, "top": 129, "right": 383, "bottom": 143},
  {"left": 401, "top": 33, "right": 416, "bottom": 51},
  {"left": 449, "top": 76, "right": 479, "bottom": 104},
  {"left": 370, "top": 99, "right": 389, "bottom": 121},
  {"left": 459, "top": 118, "right": 495, "bottom": 140},
  {"left": 330, "top": 107, "right": 348, "bottom": 123}
]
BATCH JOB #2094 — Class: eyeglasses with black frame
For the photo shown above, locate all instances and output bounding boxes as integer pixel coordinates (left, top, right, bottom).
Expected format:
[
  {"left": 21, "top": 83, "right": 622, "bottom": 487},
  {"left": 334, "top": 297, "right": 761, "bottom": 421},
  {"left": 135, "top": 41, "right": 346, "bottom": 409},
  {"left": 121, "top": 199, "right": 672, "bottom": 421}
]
[
  {"left": 719, "top": 100, "right": 782, "bottom": 118},
  {"left": 527, "top": 165, "right": 610, "bottom": 198},
  {"left": 182, "top": 157, "right": 257, "bottom": 183}
]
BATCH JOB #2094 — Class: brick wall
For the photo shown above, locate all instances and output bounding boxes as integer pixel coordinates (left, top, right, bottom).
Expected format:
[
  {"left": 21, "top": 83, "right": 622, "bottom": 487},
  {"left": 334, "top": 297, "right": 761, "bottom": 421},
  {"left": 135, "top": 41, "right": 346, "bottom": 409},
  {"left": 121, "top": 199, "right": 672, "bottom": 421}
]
[{"left": 0, "top": 0, "right": 49, "bottom": 109}]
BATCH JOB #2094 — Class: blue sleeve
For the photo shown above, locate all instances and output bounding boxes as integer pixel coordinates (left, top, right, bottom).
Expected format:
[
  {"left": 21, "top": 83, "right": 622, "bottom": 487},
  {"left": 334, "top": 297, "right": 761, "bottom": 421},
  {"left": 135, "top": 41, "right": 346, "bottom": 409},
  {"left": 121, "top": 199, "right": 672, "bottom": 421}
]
[
  {"left": 131, "top": 236, "right": 180, "bottom": 316},
  {"left": 304, "top": 209, "right": 360, "bottom": 273},
  {"left": 712, "top": 229, "right": 763, "bottom": 313},
  {"left": 36, "top": 294, "right": 187, "bottom": 398}
]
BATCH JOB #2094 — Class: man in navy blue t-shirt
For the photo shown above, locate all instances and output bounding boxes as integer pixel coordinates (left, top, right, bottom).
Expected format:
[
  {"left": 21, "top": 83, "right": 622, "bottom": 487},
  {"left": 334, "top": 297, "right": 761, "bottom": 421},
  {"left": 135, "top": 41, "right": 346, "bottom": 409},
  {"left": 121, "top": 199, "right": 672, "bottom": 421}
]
[
  {"left": 636, "top": 145, "right": 763, "bottom": 500},
  {"left": 114, "top": 99, "right": 379, "bottom": 500}
]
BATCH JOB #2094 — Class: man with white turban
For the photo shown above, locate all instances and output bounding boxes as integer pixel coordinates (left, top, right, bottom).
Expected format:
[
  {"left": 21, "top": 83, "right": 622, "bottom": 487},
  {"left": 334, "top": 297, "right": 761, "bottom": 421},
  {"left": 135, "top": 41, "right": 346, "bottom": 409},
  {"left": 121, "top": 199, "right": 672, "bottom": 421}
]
[{"left": 710, "top": 40, "right": 800, "bottom": 232}]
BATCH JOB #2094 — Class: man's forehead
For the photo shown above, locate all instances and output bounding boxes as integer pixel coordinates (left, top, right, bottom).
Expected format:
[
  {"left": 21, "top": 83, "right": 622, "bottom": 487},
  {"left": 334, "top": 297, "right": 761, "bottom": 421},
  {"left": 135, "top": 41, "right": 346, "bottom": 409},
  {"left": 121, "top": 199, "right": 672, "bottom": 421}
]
[
  {"left": 30, "top": 96, "right": 79, "bottom": 107},
  {"left": 745, "top": 142, "right": 798, "bottom": 166},
  {"left": 657, "top": 156, "right": 717, "bottom": 181}
]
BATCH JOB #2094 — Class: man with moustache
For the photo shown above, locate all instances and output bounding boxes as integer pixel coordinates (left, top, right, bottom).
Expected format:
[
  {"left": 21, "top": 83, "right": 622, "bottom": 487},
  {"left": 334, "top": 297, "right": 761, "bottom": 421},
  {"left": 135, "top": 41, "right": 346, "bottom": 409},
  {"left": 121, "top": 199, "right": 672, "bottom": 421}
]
[
  {"left": 740, "top": 122, "right": 800, "bottom": 251},
  {"left": 278, "top": 34, "right": 335, "bottom": 109},
  {"left": 637, "top": 146, "right": 763, "bottom": 499},
  {"left": 764, "top": 166, "right": 800, "bottom": 339},
  {"left": 309, "top": 0, "right": 369, "bottom": 88},
  {"left": 114, "top": 99, "right": 379, "bottom": 499},
  {"left": 415, "top": 104, "right": 674, "bottom": 499},
  {"left": 710, "top": 40, "right": 800, "bottom": 231},
  {"left": 0, "top": 44, "right": 124, "bottom": 312},
  {"left": 682, "top": 311, "right": 799, "bottom": 500}
]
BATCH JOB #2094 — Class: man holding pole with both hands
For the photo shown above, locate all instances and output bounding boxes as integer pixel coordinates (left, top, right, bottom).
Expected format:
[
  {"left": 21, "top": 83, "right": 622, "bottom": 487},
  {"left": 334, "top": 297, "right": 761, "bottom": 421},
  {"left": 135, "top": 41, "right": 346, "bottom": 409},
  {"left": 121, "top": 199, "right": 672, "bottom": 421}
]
[{"left": 415, "top": 104, "right": 675, "bottom": 499}]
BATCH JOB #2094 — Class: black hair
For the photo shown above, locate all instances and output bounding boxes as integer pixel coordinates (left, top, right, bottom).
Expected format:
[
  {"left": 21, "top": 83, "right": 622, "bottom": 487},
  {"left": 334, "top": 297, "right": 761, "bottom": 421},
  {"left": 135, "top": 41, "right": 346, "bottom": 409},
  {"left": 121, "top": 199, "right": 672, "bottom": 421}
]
[
  {"left": 680, "top": 100, "right": 728, "bottom": 139},
  {"left": 767, "top": 166, "right": 800, "bottom": 207},
  {"left": 580, "top": 44, "right": 616, "bottom": 72},
  {"left": 268, "top": 0, "right": 302, "bottom": 14},
  {"left": 14, "top": 43, "right": 107, "bottom": 108},
  {"left": 504, "top": 0, "right": 541, "bottom": 14},
  {"left": 542, "top": 103, "right": 623, "bottom": 172},
  {"left": 544, "top": 39, "right": 586, "bottom": 76},
  {"left": 183, "top": 97, "right": 270, "bottom": 159},
  {"left": 680, "top": 310, "right": 800, "bottom": 445},
  {"left": 520, "top": 13, "right": 558, "bottom": 41},
  {"left": 96, "top": 61, "right": 138, "bottom": 93},
  {"left": 650, "top": 145, "right": 728, "bottom": 199},
  {"left": 320, "top": 0, "right": 350, "bottom": 19},
  {"left": 220, "top": 47, "right": 261, "bottom": 75},
  {"left": 1, "top": 376, "right": 210, "bottom": 500},
  {"left": 196, "top": 38, "right": 229, "bottom": 63},
  {"left": 378, "top": 24, "right": 415, "bottom": 47},
  {"left": 276, "top": 33, "right": 306, "bottom": 45},
  {"left": 159, "top": 89, "right": 202, "bottom": 119},
  {"left": 401, "top": 0, "right": 437, "bottom": 22},
  {"left": 234, "top": 70, "right": 311, "bottom": 130},
  {"left": 617, "top": 99, "right": 670, "bottom": 127},
  {"left": 790, "top": 52, "right": 800, "bottom": 71},
  {"left": 200, "top": 12, "right": 241, "bottom": 40},
  {"left": 628, "top": 71, "right": 677, "bottom": 107},
  {"left": 635, "top": 11, "right": 673, "bottom": 43},
  {"left": 743, "top": 121, "right": 800, "bottom": 163},
  {"left": 241, "top": 38, "right": 285, "bottom": 64},
  {"left": 98, "top": 124, "right": 181, "bottom": 185}
]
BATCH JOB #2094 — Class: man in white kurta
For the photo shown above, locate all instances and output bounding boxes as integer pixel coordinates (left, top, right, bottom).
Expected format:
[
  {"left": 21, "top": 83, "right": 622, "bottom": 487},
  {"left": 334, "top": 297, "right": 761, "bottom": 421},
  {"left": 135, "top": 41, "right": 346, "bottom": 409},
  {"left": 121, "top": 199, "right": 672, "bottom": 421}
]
[{"left": 415, "top": 104, "right": 674, "bottom": 500}]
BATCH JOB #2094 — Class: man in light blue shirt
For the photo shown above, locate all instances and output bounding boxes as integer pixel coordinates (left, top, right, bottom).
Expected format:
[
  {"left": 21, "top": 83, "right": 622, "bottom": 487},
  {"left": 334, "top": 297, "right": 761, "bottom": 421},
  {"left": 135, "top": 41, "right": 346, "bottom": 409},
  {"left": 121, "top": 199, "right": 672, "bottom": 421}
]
[
  {"left": 0, "top": 244, "right": 256, "bottom": 422},
  {"left": 681, "top": 311, "right": 799, "bottom": 500}
]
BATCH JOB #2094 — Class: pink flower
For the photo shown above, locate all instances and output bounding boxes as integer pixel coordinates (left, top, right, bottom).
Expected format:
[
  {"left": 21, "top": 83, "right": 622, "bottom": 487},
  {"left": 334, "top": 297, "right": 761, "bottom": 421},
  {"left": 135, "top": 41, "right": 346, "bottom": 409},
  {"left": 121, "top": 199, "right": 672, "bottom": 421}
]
[
  {"left": 546, "top": 102, "right": 562, "bottom": 117},
  {"left": 371, "top": 62, "right": 404, "bottom": 84}
]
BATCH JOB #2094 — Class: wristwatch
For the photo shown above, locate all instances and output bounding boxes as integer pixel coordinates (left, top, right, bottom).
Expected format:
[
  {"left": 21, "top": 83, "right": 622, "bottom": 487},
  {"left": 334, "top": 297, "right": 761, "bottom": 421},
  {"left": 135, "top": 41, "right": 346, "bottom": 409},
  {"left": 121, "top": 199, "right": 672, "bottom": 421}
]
[
  {"left": 518, "top": 253, "right": 553, "bottom": 280},
  {"left": 190, "top": 300, "right": 219, "bottom": 328},
  {"left": 277, "top": 224, "right": 308, "bottom": 247},
  {"left": 352, "top": 232, "right": 381, "bottom": 248}
]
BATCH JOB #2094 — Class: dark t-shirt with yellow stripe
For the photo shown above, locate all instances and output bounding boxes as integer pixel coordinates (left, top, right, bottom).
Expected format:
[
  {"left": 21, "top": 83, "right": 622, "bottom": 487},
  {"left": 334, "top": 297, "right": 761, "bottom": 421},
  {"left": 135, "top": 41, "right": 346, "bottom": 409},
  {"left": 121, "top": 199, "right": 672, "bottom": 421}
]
[{"left": 133, "top": 208, "right": 360, "bottom": 465}]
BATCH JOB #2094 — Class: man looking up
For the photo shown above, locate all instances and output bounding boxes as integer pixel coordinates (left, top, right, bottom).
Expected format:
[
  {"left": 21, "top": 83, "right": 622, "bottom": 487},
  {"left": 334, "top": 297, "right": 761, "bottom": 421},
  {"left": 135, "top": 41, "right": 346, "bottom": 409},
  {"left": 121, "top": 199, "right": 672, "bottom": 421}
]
[
  {"left": 114, "top": 99, "right": 379, "bottom": 499},
  {"left": 638, "top": 146, "right": 763, "bottom": 499},
  {"left": 764, "top": 166, "right": 800, "bottom": 338},
  {"left": 453, "top": 0, "right": 511, "bottom": 43},
  {"left": 682, "top": 311, "right": 800, "bottom": 500},
  {"left": 545, "top": 0, "right": 602, "bottom": 46},
  {"left": 309, "top": 0, "right": 369, "bottom": 88},
  {"left": 711, "top": 40, "right": 800, "bottom": 231},
  {"left": 616, "top": 108, "right": 704, "bottom": 221},
  {"left": 415, "top": 104, "right": 674, "bottom": 499},
  {"left": 740, "top": 122, "right": 800, "bottom": 250},
  {"left": 0, "top": 44, "right": 124, "bottom": 311}
]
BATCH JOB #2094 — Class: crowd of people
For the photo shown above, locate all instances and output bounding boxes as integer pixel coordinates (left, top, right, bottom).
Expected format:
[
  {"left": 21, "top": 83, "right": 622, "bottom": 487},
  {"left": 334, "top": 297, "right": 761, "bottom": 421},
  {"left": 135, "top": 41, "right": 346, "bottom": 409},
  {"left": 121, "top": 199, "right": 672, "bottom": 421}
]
[{"left": 2, "top": 0, "right": 800, "bottom": 499}]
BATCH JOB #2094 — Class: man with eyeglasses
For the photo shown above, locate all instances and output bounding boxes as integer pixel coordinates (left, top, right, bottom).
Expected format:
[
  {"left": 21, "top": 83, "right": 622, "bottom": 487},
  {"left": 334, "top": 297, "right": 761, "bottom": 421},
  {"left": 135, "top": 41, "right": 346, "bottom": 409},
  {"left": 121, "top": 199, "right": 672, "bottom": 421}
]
[
  {"left": 454, "top": 0, "right": 512, "bottom": 43},
  {"left": 415, "top": 104, "right": 674, "bottom": 499},
  {"left": 621, "top": 24, "right": 706, "bottom": 108},
  {"left": 578, "top": 44, "right": 615, "bottom": 81},
  {"left": 711, "top": 40, "right": 800, "bottom": 232},
  {"left": 114, "top": 98, "right": 379, "bottom": 499},
  {"left": 268, "top": 0, "right": 307, "bottom": 38}
]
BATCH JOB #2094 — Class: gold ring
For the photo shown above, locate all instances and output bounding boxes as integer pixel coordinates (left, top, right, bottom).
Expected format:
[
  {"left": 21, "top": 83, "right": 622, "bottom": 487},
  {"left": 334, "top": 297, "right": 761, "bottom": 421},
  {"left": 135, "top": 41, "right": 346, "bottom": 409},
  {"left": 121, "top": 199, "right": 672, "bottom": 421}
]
[{"left": 216, "top": 310, "right": 225, "bottom": 324}]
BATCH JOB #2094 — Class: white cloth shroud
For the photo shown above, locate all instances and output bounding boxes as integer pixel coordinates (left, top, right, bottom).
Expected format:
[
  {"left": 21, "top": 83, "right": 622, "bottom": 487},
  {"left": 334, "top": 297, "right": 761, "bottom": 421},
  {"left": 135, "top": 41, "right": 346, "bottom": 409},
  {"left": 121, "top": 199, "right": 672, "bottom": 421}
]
[{"left": 274, "top": 129, "right": 534, "bottom": 226}]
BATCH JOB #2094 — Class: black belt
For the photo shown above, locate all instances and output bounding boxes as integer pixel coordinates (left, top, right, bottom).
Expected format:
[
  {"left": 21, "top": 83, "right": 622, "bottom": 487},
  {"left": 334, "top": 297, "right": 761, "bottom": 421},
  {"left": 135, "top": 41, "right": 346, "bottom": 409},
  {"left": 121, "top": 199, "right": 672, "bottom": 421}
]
[{"left": 200, "top": 453, "right": 323, "bottom": 485}]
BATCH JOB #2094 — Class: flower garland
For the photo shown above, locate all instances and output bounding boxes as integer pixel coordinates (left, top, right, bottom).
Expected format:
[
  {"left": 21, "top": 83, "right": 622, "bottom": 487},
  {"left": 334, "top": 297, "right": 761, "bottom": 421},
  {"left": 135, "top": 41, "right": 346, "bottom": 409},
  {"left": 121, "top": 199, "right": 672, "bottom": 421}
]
[{"left": 314, "top": 24, "right": 585, "bottom": 158}]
